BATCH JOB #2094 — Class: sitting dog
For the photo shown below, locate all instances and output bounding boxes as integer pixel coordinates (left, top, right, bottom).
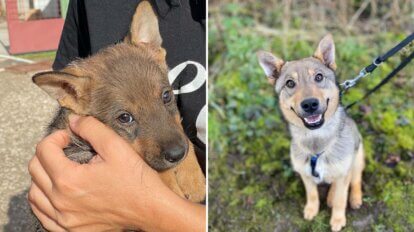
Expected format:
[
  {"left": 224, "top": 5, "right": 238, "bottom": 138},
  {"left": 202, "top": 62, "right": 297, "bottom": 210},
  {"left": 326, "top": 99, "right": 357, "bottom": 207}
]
[
  {"left": 32, "top": 1, "right": 205, "bottom": 230},
  {"left": 257, "top": 34, "right": 365, "bottom": 231}
]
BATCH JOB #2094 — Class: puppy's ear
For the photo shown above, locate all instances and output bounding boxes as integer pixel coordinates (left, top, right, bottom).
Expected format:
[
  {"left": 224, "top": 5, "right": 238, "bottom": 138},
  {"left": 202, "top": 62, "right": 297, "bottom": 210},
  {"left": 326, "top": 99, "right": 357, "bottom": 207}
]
[
  {"left": 314, "top": 34, "right": 336, "bottom": 70},
  {"left": 32, "top": 71, "right": 91, "bottom": 115},
  {"left": 257, "top": 51, "right": 284, "bottom": 85},
  {"left": 125, "top": 1, "right": 162, "bottom": 47},
  {"left": 125, "top": 1, "right": 166, "bottom": 64}
]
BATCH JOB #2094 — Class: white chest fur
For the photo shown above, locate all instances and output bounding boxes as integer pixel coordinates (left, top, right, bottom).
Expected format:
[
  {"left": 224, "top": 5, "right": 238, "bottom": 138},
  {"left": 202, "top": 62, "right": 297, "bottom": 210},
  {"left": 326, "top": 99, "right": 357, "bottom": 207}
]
[{"left": 302, "top": 154, "right": 353, "bottom": 184}]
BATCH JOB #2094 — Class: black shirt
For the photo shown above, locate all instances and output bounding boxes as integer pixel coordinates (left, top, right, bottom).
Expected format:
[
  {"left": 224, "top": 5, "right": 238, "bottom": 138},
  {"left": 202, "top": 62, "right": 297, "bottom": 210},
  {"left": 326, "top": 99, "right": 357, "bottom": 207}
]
[{"left": 53, "top": 0, "right": 206, "bottom": 172}]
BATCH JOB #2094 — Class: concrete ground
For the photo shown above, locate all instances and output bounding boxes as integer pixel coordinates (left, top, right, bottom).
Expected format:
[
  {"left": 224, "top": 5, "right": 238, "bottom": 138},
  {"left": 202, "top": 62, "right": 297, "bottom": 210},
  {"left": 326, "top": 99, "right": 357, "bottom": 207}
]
[
  {"left": 0, "top": 70, "right": 57, "bottom": 231},
  {"left": 0, "top": 15, "right": 60, "bottom": 230},
  {"left": 0, "top": 14, "right": 62, "bottom": 230}
]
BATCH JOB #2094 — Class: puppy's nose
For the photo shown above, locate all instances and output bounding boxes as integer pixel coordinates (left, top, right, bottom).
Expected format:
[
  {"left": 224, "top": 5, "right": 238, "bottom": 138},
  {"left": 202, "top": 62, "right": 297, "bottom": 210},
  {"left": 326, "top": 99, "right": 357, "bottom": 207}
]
[
  {"left": 163, "top": 145, "right": 186, "bottom": 163},
  {"left": 301, "top": 98, "right": 319, "bottom": 113}
]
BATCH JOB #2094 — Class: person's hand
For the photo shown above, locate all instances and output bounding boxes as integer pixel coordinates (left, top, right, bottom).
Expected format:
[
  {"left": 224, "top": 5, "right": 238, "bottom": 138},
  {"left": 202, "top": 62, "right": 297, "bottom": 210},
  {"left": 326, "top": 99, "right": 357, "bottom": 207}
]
[{"left": 28, "top": 115, "right": 206, "bottom": 232}]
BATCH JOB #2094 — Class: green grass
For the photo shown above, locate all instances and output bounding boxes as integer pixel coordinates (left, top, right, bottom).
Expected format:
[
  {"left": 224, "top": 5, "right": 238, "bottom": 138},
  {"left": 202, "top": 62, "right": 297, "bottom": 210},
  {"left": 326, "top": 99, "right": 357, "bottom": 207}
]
[
  {"left": 15, "top": 51, "right": 56, "bottom": 61},
  {"left": 208, "top": 3, "right": 414, "bottom": 231}
]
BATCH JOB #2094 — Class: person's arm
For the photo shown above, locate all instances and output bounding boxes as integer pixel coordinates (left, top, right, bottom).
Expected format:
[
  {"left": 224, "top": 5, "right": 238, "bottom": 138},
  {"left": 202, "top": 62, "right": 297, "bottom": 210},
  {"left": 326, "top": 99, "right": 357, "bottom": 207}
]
[{"left": 28, "top": 115, "right": 205, "bottom": 231}]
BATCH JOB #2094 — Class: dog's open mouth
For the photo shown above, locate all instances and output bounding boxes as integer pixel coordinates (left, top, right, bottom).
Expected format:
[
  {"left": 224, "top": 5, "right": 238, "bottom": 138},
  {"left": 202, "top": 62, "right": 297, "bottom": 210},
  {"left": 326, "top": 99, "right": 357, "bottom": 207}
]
[
  {"left": 304, "top": 114, "right": 323, "bottom": 125},
  {"left": 291, "top": 98, "right": 329, "bottom": 130},
  {"left": 302, "top": 98, "right": 329, "bottom": 129},
  {"left": 302, "top": 114, "right": 324, "bottom": 129}
]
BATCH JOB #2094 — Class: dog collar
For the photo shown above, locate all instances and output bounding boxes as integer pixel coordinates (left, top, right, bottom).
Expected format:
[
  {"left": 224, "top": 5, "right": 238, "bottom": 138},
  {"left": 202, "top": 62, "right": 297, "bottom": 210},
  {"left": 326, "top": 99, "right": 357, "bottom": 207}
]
[{"left": 310, "top": 152, "right": 323, "bottom": 178}]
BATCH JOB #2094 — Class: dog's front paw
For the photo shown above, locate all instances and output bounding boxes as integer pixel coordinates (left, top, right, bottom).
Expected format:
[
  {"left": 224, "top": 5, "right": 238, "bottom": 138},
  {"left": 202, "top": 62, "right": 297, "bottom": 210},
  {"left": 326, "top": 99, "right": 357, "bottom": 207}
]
[
  {"left": 178, "top": 173, "right": 206, "bottom": 202},
  {"left": 330, "top": 216, "right": 346, "bottom": 232},
  {"left": 174, "top": 145, "right": 206, "bottom": 203},
  {"left": 349, "top": 189, "right": 363, "bottom": 209},
  {"left": 349, "top": 195, "right": 362, "bottom": 209},
  {"left": 303, "top": 203, "right": 319, "bottom": 220}
]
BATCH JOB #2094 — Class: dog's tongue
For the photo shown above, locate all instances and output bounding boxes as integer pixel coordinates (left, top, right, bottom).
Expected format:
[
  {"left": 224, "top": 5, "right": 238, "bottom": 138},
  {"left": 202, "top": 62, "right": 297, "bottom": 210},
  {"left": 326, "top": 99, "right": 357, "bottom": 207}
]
[{"left": 304, "top": 114, "right": 322, "bottom": 124}]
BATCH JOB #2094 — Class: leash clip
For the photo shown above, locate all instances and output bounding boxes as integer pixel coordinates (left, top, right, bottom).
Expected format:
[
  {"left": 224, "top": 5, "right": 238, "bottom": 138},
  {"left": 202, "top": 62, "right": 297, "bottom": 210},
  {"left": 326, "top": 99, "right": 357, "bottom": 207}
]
[{"left": 340, "top": 68, "right": 369, "bottom": 91}]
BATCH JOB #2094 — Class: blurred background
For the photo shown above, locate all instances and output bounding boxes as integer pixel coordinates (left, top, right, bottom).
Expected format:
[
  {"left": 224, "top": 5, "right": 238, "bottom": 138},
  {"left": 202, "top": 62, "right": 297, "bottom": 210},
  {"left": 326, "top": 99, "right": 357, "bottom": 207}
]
[
  {"left": 0, "top": 0, "right": 67, "bottom": 230},
  {"left": 0, "top": 0, "right": 68, "bottom": 70},
  {"left": 208, "top": 0, "right": 413, "bottom": 231}
]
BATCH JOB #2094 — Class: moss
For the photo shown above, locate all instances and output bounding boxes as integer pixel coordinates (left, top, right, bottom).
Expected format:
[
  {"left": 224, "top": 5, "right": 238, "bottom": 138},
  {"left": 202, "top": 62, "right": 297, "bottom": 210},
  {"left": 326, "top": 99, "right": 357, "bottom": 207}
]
[
  {"left": 16, "top": 51, "right": 56, "bottom": 61},
  {"left": 379, "top": 182, "right": 414, "bottom": 231}
]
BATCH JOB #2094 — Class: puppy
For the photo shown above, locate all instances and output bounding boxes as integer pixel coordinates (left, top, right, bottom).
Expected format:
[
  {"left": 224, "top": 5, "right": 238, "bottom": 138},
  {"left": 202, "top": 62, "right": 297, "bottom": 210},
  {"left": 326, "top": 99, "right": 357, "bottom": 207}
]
[
  {"left": 32, "top": 1, "right": 205, "bottom": 230},
  {"left": 257, "top": 34, "right": 365, "bottom": 231}
]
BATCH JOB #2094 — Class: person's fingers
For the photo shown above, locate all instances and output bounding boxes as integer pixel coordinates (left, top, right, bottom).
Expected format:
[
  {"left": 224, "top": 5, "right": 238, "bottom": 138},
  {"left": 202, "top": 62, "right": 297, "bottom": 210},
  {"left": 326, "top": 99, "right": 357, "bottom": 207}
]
[
  {"left": 68, "top": 115, "right": 138, "bottom": 162},
  {"left": 28, "top": 156, "right": 53, "bottom": 196},
  {"left": 30, "top": 204, "right": 66, "bottom": 232},
  {"left": 35, "top": 130, "right": 77, "bottom": 180},
  {"left": 28, "top": 183, "right": 58, "bottom": 221}
]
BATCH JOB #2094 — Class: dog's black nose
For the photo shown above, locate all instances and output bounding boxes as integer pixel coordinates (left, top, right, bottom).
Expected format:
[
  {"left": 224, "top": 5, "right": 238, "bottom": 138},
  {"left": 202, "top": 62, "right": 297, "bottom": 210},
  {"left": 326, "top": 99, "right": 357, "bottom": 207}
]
[
  {"left": 163, "top": 145, "right": 186, "bottom": 163},
  {"left": 301, "top": 98, "right": 319, "bottom": 113}
]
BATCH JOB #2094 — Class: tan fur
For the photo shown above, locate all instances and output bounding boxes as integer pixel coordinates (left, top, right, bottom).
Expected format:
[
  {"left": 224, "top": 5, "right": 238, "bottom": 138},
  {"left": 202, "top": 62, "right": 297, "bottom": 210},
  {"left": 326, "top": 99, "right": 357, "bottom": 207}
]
[
  {"left": 301, "top": 175, "right": 319, "bottom": 220},
  {"left": 349, "top": 144, "right": 364, "bottom": 209},
  {"left": 32, "top": 71, "right": 91, "bottom": 115},
  {"left": 327, "top": 182, "right": 336, "bottom": 208},
  {"left": 323, "top": 87, "right": 340, "bottom": 121},
  {"left": 126, "top": 1, "right": 162, "bottom": 46},
  {"left": 330, "top": 174, "right": 351, "bottom": 231},
  {"left": 279, "top": 97, "right": 303, "bottom": 127},
  {"left": 308, "top": 68, "right": 315, "bottom": 76},
  {"left": 160, "top": 143, "right": 206, "bottom": 202}
]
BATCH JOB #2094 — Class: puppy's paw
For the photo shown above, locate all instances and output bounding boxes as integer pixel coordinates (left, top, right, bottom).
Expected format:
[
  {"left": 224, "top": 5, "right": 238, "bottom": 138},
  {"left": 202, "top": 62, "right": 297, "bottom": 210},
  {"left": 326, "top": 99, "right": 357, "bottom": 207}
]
[
  {"left": 179, "top": 177, "right": 206, "bottom": 202},
  {"left": 349, "top": 195, "right": 362, "bottom": 209},
  {"left": 330, "top": 216, "right": 346, "bottom": 232},
  {"left": 174, "top": 147, "right": 206, "bottom": 203},
  {"left": 303, "top": 204, "right": 319, "bottom": 220}
]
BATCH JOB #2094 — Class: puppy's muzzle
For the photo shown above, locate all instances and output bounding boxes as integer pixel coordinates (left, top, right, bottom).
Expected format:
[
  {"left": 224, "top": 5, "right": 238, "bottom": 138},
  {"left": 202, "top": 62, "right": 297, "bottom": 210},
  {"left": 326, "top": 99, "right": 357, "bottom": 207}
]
[{"left": 162, "top": 143, "right": 187, "bottom": 163}]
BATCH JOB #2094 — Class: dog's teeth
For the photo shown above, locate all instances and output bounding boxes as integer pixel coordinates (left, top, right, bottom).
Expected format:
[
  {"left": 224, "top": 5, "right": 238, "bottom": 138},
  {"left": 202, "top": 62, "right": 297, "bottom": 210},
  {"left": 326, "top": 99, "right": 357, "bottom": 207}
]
[{"left": 304, "top": 114, "right": 322, "bottom": 124}]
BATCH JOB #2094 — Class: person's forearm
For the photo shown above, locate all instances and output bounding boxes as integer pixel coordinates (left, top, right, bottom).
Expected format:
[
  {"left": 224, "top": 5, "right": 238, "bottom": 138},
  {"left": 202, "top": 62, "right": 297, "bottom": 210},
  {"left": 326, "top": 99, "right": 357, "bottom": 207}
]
[{"left": 124, "top": 184, "right": 206, "bottom": 232}]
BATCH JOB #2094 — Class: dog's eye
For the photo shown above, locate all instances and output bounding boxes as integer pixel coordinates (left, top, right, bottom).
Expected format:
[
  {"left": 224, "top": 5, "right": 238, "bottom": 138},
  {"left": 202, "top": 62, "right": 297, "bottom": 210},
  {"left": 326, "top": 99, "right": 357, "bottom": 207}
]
[
  {"left": 286, "top": 80, "right": 296, "bottom": 88},
  {"left": 315, "top": 73, "right": 324, "bottom": 82},
  {"left": 117, "top": 113, "right": 134, "bottom": 124},
  {"left": 162, "top": 90, "right": 172, "bottom": 104}
]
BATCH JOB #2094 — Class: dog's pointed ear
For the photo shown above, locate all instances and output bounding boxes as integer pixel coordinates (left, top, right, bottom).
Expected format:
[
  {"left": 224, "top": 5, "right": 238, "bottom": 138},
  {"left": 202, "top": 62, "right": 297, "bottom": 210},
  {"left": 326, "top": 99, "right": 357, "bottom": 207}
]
[
  {"left": 32, "top": 70, "right": 91, "bottom": 114},
  {"left": 314, "top": 34, "right": 336, "bottom": 70},
  {"left": 125, "top": 1, "right": 162, "bottom": 47},
  {"left": 257, "top": 51, "right": 285, "bottom": 85}
]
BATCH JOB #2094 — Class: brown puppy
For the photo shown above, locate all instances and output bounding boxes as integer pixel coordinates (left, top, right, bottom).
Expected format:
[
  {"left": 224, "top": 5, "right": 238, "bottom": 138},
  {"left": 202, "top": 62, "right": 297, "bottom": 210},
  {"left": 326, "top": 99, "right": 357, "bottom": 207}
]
[
  {"left": 32, "top": 1, "right": 205, "bottom": 230},
  {"left": 257, "top": 34, "right": 364, "bottom": 231}
]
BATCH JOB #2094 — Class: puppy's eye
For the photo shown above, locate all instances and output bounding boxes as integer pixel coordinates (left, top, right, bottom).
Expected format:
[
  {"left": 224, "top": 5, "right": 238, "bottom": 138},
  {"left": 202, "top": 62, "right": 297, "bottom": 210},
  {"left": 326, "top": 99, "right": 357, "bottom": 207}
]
[
  {"left": 117, "top": 113, "right": 134, "bottom": 124},
  {"left": 162, "top": 90, "right": 173, "bottom": 104},
  {"left": 286, "top": 80, "right": 296, "bottom": 88},
  {"left": 315, "top": 73, "right": 324, "bottom": 82}
]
